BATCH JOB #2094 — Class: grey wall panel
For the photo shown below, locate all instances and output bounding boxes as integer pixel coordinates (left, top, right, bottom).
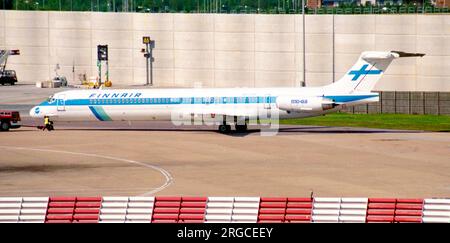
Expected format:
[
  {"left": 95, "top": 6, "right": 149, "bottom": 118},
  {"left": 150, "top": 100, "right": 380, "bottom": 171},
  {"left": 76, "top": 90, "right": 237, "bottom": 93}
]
[
  {"left": 49, "top": 12, "right": 91, "bottom": 30},
  {"left": 334, "top": 15, "right": 376, "bottom": 34},
  {"left": 0, "top": 11, "right": 4, "bottom": 48},
  {"left": 255, "top": 71, "right": 297, "bottom": 87},
  {"left": 5, "top": 28, "right": 49, "bottom": 47},
  {"left": 133, "top": 13, "right": 173, "bottom": 31},
  {"left": 174, "top": 50, "right": 214, "bottom": 69},
  {"left": 375, "top": 15, "right": 416, "bottom": 35},
  {"left": 255, "top": 52, "right": 295, "bottom": 71},
  {"left": 416, "top": 36, "right": 450, "bottom": 56},
  {"left": 49, "top": 29, "right": 91, "bottom": 48},
  {"left": 91, "top": 12, "right": 133, "bottom": 31},
  {"left": 215, "top": 70, "right": 255, "bottom": 87},
  {"left": 174, "top": 69, "right": 214, "bottom": 87},
  {"left": 4, "top": 11, "right": 48, "bottom": 28},
  {"left": 215, "top": 51, "right": 254, "bottom": 71},
  {"left": 173, "top": 14, "right": 214, "bottom": 32},
  {"left": 214, "top": 32, "right": 254, "bottom": 52},
  {"left": 174, "top": 32, "right": 214, "bottom": 50},
  {"left": 255, "top": 15, "right": 294, "bottom": 33},
  {"left": 215, "top": 14, "right": 254, "bottom": 33},
  {"left": 49, "top": 47, "right": 91, "bottom": 66},
  {"left": 1, "top": 11, "right": 448, "bottom": 91},
  {"left": 255, "top": 33, "right": 296, "bottom": 52}
]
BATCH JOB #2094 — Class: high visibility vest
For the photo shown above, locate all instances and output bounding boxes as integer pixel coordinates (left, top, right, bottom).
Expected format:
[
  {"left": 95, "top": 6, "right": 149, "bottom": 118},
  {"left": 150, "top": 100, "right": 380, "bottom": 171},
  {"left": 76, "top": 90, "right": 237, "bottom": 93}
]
[{"left": 44, "top": 117, "right": 49, "bottom": 125}]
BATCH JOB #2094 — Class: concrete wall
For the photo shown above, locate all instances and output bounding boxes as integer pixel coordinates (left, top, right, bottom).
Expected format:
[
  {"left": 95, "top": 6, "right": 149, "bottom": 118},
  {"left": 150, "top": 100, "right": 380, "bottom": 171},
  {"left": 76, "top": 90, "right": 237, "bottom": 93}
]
[{"left": 1, "top": 11, "right": 449, "bottom": 91}]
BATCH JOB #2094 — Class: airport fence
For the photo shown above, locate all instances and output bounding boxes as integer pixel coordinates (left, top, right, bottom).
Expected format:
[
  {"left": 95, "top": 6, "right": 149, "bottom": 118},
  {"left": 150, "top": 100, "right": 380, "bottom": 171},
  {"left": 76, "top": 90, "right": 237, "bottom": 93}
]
[
  {"left": 1, "top": 0, "right": 448, "bottom": 14},
  {"left": 342, "top": 91, "right": 450, "bottom": 115}
]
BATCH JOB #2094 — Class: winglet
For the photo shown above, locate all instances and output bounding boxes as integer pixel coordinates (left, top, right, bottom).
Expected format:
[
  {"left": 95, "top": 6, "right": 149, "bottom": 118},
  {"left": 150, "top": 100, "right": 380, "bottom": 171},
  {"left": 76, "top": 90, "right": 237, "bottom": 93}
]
[{"left": 391, "top": 51, "right": 425, "bottom": 58}]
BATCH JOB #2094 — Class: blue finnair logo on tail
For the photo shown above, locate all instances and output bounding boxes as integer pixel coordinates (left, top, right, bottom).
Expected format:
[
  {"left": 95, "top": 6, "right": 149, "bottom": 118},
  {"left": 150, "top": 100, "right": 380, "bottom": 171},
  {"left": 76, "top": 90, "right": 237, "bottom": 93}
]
[{"left": 348, "top": 64, "right": 382, "bottom": 81}]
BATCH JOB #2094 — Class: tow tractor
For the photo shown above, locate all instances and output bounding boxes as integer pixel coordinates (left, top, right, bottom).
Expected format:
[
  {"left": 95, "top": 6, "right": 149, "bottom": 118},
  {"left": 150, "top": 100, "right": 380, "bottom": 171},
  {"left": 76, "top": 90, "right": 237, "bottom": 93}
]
[
  {"left": 0, "top": 110, "right": 21, "bottom": 131},
  {"left": 0, "top": 49, "right": 20, "bottom": 85}
]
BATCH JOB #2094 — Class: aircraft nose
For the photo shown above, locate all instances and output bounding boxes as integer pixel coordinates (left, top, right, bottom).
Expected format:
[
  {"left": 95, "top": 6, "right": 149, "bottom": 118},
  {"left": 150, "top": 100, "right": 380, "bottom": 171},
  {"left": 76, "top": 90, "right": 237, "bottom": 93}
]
[{"left": 29, "top": 106, "right": 41, "bottom": 118}]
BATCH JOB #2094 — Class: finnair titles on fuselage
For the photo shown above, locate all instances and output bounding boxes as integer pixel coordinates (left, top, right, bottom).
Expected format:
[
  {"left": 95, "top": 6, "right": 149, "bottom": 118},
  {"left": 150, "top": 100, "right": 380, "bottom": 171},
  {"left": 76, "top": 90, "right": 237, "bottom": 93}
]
[{"left": 30, "top": 51, "right": 424, "bottom": 133}]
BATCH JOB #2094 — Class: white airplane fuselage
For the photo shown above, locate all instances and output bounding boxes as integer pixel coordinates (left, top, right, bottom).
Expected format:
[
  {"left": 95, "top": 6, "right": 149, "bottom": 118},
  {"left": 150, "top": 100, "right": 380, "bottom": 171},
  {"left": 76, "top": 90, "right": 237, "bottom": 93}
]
[
  {"left": 29, "top": 86, "right": 378, "bottom": 123},
  {"left": 30, "top": 51, "right": 424, "bottom": 131}
]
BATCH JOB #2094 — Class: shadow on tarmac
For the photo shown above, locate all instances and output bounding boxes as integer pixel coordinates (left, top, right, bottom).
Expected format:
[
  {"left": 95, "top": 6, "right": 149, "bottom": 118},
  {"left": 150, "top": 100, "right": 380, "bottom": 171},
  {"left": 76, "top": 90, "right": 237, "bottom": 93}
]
[{"left": 14, "top": 123, "right": 423, "bottom": 137}]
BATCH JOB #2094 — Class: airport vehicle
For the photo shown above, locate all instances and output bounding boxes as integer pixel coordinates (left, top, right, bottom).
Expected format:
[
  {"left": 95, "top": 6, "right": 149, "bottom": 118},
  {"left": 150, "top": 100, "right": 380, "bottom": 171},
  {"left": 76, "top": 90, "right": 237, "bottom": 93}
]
[
  {"left": 30, "top": 51, "right": 424, "bottom": 133},
  {"left": 0, "top": 110, "right": 22, "bottom": 131},
  {"left": 52, "top": 76, "right": 68, "bottom": 87},
  {"left": 0, "top": 50, "right": 20, "bottom": 85}
]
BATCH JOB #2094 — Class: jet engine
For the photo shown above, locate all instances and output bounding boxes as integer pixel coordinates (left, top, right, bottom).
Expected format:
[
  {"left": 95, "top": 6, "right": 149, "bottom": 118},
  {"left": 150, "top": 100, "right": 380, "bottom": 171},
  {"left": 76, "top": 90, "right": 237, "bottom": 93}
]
[{"left": 276, "top": 96, "right": 337, "bottom": 112}]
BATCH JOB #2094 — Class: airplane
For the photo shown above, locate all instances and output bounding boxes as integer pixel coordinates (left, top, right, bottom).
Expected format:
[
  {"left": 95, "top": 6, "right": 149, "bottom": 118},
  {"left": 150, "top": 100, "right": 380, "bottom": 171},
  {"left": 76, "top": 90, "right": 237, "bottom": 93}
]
[{"left": 30, "top": 51, "right": 424, "bottom": 133}]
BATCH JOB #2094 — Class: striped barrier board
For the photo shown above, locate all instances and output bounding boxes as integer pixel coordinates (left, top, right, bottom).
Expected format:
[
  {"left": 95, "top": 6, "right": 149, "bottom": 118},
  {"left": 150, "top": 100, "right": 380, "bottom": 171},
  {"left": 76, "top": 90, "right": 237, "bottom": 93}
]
[{"left": 0, "top": 197, "right": 448, "bottom": 223}]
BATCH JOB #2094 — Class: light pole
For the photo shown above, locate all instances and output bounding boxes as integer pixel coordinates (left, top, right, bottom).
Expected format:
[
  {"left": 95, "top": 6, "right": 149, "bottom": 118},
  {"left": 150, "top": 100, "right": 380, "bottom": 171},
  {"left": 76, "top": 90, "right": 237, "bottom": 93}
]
[
  {"left": 302, "top": 0, "right": 306, "bottom": 87},
  {"left": 332, "top": 10, "right": 335, "bottom": 83}
]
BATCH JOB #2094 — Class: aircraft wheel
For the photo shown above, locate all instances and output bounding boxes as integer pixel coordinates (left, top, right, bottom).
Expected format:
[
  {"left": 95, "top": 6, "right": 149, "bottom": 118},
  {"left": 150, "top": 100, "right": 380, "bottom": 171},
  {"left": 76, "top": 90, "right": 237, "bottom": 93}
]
[
  {"left": 235, "top": 124, "right": 248, "bottom": 133},
  {"left": 218, "top": 124, "right": 231, "bottom": 134}
]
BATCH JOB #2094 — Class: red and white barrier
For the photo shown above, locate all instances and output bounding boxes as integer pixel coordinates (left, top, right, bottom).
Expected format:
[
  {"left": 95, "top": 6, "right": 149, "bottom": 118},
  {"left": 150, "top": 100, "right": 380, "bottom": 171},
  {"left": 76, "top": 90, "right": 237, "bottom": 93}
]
[
  {"left": 422, "top": 199, "right": 450, "bottom": 223},
  {"left": 205, "top": 197, "right": 234, "bottom": 223},
  {"left": 18, "top": 197, "right": 49, "bottom": 223},
  {"left": 0, "top": 196, "right": 448, "bottom": 223},
  {"left": 311, "top": 197, "right": 368, "bottom": 223},
  {"left": 257, "top": 197, "right": 313, "bottom": 223},
  {"left": 205, "top": 197, "right": 259, "bottom": 223},
  {"left": 99, "top": 197, "right": 155, "bottom": 223},
  {"left": 0, "top": 197, "right": 48, "bottom": 223}
]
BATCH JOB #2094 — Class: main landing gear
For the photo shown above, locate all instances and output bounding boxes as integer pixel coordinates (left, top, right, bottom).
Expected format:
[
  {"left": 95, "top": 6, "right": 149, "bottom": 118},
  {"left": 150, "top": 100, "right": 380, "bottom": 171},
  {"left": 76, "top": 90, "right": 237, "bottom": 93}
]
[
  {"left": 217, "top": 116, "right": 248, "bottom": 134},
  {"left": 218, "top": 124, "right": 231, "bottom": 134},
  {"left": 235, "top": 123, "right": 248, "bottom": 133}
]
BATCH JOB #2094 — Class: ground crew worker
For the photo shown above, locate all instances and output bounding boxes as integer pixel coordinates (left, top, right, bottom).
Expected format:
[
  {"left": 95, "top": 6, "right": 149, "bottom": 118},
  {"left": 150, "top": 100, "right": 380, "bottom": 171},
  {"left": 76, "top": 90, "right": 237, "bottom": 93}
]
[{"left": 43, "top": 116, "right": 51, "bottom": 131}]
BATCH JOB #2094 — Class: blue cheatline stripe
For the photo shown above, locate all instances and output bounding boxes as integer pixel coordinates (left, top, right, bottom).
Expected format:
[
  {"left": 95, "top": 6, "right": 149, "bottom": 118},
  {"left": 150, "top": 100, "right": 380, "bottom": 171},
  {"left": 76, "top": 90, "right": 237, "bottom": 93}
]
[
  {"left": 39, "top": 94, "right": 377, "bottom": 107},
  {"left": 40, "top": 96, "right": 278, "bottom": 107},
  {"left": 94, "top": 106, "right": 112, "bottom": 121},
  {"left": 88, "top": 106, "right": 112, "bottom": 121},
  {"left": 324, "top": 95, "right": 378, "bottom": 103},
  {"left": 88, "top": 106, "right": 103, "bottom": 121}
]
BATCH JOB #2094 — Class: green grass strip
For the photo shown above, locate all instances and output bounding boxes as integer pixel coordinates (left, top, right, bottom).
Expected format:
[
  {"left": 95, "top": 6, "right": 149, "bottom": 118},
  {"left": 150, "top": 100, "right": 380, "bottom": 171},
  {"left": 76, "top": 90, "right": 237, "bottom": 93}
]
[{"left": 280, "top": 113, "right": 450, "bottom": 132}]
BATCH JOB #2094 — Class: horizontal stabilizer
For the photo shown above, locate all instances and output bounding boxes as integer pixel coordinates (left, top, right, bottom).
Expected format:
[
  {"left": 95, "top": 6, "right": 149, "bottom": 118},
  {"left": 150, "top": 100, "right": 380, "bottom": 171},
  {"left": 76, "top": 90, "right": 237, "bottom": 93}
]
[{"left": 391, "top": 51, "right": 425, "bottom": 58}]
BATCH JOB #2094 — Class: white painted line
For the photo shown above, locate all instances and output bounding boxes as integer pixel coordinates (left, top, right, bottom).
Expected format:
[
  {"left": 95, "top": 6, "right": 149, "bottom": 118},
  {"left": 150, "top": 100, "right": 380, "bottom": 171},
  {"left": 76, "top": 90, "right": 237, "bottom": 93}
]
[{"left": 0, "top": 146, "right": 173, "bottom": 196}]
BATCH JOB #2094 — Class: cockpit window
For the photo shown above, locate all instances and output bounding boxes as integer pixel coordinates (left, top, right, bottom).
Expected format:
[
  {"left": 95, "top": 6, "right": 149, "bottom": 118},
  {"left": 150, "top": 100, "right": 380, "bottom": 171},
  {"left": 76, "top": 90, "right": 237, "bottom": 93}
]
[{"left": 46, "top": 95, "right": 56, "bottom": 103}]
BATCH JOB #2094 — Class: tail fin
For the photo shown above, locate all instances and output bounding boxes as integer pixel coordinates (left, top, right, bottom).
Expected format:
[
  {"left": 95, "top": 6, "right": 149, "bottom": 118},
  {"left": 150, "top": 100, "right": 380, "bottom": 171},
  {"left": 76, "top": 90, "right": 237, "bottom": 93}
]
[{"left": 324, "top": 51, "right": 424, "bottom": 93}]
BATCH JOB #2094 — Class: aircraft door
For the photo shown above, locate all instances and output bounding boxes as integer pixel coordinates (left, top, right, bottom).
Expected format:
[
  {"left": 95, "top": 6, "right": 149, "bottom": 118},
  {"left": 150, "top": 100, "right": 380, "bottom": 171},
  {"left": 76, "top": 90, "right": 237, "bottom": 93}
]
[
  {"left": 264, "top": 95, "right": 271, "bottom": 109},
  {"left": 57, "top": 94, "right": 66, "bottom": 111}
]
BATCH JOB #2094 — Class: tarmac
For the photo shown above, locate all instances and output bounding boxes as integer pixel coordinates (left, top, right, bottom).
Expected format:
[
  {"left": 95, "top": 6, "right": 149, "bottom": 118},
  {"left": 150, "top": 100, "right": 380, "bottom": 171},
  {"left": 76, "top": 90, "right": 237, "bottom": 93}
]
[{"left": 0, "top": 85, "right": 449, "bottom": 197}]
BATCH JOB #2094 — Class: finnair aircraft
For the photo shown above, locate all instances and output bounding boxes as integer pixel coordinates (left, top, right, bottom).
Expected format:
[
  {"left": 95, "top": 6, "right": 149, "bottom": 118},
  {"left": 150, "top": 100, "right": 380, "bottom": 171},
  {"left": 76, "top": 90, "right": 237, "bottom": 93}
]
[{"left": 30, "top": 51, "right": 424, "bottom": 133}]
